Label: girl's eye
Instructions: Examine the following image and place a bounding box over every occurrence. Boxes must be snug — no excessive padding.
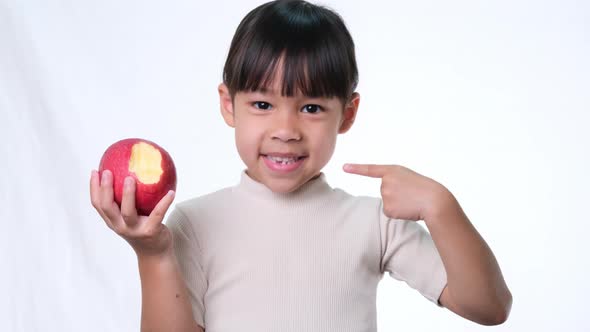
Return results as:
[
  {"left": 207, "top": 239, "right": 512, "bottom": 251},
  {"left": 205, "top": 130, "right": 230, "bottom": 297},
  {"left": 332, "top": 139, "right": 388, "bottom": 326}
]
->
[
  {"left": 302, "top": 104, "right": 323, "bottom": 114},
  {"left": 253, "top": 101, "right": 272, "bottom": 110}
]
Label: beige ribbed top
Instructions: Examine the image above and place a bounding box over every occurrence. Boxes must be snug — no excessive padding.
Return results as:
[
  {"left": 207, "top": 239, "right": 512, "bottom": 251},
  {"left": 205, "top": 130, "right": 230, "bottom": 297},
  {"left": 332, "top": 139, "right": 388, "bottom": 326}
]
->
[{"left": 166, "top": 171, "right": 447, "bottom": 332}]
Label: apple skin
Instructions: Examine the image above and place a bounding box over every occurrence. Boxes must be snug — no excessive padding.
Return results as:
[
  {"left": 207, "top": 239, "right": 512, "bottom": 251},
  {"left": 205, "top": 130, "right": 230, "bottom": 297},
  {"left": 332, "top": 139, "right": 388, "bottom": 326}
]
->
[{"left": 98, "top": 138, "right": 177, "bottom": 216}]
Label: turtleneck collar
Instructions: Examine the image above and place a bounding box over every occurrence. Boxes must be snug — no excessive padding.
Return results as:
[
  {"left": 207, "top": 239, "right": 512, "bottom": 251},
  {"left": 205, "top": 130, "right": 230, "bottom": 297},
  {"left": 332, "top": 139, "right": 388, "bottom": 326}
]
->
[{"left": 232, "top": 169, "right": 334, "bottom": 205}]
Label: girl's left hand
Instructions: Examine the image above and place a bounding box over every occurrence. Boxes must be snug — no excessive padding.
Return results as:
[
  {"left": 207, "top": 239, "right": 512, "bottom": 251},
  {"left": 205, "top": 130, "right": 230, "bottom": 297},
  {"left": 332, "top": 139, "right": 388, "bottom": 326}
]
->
[{"left": 343, "top": 163, "right": 451, "bottom": 222}]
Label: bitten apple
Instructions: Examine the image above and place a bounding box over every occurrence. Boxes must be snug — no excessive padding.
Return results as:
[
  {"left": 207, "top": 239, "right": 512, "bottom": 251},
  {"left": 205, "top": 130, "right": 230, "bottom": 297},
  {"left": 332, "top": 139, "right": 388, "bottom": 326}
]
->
[{"left": 98, "top": 138, "right": 177, "bottom": 216}]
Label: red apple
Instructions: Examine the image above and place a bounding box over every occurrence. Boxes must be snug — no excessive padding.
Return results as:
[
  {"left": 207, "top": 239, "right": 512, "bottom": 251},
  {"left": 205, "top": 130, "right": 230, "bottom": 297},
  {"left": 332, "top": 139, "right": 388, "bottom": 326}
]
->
[{"left": 98, "top": 138, "right": 177, "bottom": 216}]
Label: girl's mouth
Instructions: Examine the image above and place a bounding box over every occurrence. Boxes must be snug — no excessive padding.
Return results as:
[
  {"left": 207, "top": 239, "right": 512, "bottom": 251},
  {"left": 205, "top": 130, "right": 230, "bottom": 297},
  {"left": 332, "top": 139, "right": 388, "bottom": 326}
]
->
[{"left": 261, "top": 154, "right": 307, "bottom": 172}]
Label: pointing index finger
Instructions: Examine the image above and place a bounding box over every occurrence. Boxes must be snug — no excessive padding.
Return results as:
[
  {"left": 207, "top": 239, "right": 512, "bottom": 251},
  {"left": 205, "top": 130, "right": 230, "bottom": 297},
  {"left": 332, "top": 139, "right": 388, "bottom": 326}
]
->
[{"left": 343, "top": 163, "right": 388, "bottom": 178}]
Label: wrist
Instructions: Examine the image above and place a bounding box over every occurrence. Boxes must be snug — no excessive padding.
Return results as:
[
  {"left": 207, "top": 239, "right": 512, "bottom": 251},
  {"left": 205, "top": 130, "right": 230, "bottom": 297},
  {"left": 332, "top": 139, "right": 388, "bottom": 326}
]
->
[
  {"left": 136, "top": 250, "right": 176, "bottom": 269},
  {"left": 423, "top": 186, "right": 459, "bottom": 225}
]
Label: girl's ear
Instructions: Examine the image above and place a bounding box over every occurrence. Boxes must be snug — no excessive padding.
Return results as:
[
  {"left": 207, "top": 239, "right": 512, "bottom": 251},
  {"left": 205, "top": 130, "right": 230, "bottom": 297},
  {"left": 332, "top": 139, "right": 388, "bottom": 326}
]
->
[
  {"left": 338, "top": 92, "right": 360, "bottom": 134},
  {"left": 218, "top": 83, "right": 235, "bottom": 128}
]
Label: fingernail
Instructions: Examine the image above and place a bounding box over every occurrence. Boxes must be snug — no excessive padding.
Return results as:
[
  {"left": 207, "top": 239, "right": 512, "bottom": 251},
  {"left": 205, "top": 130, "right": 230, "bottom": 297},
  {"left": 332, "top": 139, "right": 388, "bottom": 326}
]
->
[
  {"left": 101, "top": 170, "right": 109, "bottom": 184},
  {"left": 124, "top": 177, "right": 133, "bottom": 187},
  {"left": 167, "top": 190, "right": 175, "bottom": 197}
]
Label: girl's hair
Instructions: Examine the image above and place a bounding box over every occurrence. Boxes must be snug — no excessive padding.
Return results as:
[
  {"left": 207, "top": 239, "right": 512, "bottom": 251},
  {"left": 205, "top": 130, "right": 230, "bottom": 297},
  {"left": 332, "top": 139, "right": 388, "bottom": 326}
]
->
[{"left": 222, "top": 0, "right": 358, "bottom": 104}]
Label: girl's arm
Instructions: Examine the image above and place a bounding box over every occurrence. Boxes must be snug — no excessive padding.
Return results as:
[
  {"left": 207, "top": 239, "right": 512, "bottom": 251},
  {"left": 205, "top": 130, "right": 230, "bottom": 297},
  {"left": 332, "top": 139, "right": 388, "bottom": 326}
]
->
[
  {"left": 138, "top": 252, "right": 204, "bottom": 332},
  {"left": 343, "top": 163, "right": 512, "bottom": 325},
  {"left": 426, "top": 192, "right": 512, "bottom": 325},
  {"left": 90, "top": 170, "right": 204, "bottom": 331}
]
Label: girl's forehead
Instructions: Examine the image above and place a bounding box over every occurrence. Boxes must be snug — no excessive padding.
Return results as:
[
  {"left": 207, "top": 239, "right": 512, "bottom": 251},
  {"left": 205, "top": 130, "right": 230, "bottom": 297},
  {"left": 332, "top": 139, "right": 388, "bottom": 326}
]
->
[
  {"left": 249, "top": 74, "right": 328, "bottom": 98},
  {"left": 249, "top": 73, "right": 300, "bottom": 96},
  {"left": 260, "top": 60, "right": 291, "bottom": 90},
  {"left": 236, "top": 53, "right": 345, "bottom": 102}
]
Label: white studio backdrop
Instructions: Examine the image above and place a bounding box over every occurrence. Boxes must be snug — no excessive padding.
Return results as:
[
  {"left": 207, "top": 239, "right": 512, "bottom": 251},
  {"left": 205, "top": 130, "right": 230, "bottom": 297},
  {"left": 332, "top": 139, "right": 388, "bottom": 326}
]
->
[{"left": 1, "top": 0, "right": 588, "bottom": 331}]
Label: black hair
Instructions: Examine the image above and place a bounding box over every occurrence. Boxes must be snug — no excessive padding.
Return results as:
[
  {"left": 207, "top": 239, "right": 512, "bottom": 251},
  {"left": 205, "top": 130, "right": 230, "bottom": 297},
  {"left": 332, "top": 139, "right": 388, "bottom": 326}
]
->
[{"left": 222, "top": 0, "right": 358, "bottom": 104}]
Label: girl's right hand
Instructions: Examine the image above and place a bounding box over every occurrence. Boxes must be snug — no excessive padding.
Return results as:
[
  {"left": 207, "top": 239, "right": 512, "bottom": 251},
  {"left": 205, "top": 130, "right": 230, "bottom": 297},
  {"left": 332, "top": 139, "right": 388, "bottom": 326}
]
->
[{"left": 90, "top": 169, "right": 176, "bottom": 258}]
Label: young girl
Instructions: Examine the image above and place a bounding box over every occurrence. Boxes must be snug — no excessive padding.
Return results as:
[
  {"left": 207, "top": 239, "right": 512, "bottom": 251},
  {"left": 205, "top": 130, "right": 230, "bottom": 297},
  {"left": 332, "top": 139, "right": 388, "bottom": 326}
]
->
[{"left": 90, "top": 1, "right": 512, "bottom": 331}]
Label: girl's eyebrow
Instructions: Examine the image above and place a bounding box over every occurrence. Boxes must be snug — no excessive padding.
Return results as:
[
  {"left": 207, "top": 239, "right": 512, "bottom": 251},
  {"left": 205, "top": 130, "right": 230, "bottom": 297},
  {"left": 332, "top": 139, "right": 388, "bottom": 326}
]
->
[
  {"left": 244, "top": 88, "right": 275, "bottom": 96},
  {"left": 246, "top": 88, "right": 332, "bottom": 101},
  {"left": 256, "top": 87, "right": 278, "bottom": 95}
]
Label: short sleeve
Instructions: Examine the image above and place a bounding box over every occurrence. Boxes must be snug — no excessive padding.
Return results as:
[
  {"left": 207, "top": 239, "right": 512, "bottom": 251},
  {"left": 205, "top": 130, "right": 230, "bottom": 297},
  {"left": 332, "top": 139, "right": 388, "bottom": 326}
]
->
[
  {"left": 166, "top": 207, "right": 208, "bottom": 327},
  {"left": 378, "top": 200, "right": 447, "bottom": 306}
]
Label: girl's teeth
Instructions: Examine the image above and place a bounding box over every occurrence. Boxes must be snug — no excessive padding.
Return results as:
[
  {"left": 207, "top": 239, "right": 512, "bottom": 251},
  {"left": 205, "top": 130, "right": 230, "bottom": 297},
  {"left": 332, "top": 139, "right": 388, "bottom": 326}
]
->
[{"left": 268, "top": 156, "right": 299, "bottom": 164}]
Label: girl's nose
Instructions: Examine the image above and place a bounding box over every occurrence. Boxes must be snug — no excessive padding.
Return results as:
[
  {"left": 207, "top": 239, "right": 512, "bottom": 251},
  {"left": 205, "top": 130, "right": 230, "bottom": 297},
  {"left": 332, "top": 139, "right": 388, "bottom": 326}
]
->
[{"left": 271, "top": 111, "right": 302, "bottom": 142}]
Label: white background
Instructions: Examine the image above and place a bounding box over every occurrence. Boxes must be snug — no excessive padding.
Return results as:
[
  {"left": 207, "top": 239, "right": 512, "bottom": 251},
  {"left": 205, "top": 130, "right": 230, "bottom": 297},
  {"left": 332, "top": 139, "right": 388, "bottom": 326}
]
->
[{"left": 1, "top": 0, "right": 588, "bottom": 331}]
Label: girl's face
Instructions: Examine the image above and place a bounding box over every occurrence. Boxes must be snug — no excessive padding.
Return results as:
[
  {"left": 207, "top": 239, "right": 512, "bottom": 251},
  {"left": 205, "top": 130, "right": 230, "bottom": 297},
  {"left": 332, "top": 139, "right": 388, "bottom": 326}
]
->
[{"left": 218, "top": 74, "right": 360, "bottom": 193}]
